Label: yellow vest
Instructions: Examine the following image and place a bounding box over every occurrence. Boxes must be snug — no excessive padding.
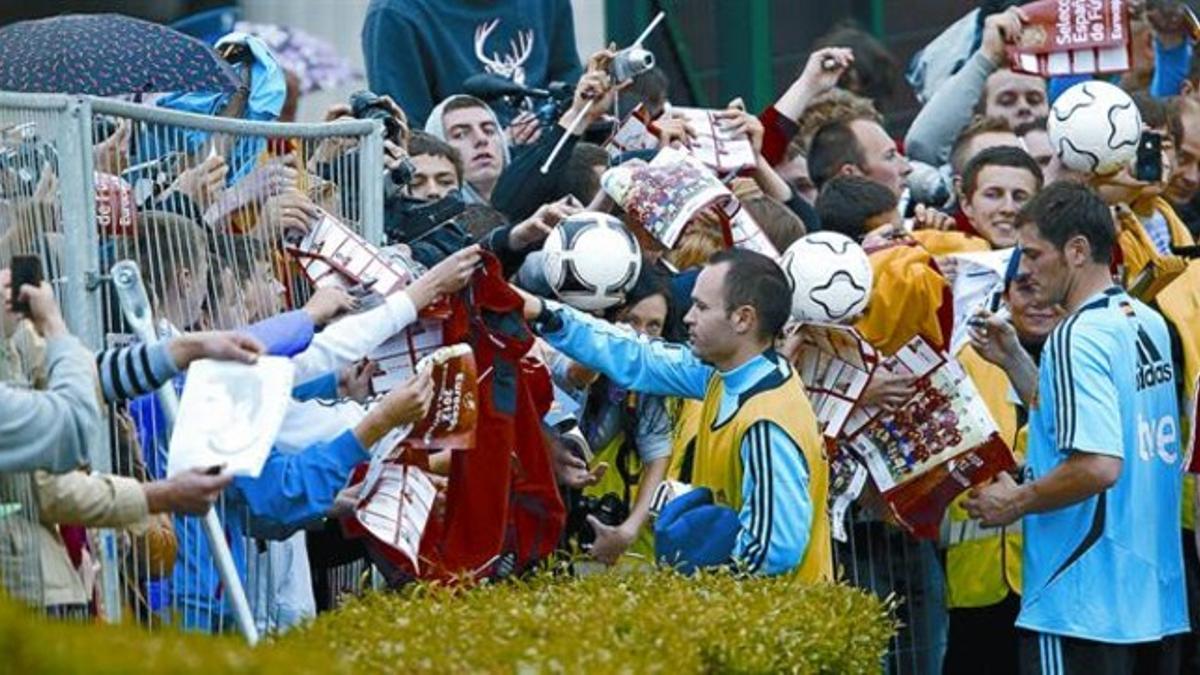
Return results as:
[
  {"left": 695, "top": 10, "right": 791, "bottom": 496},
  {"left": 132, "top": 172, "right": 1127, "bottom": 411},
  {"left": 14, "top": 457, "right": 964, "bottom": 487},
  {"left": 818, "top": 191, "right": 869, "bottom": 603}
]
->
[
  {"left": 944, "top": 345, "right": 1025, "bottom": 608},
  {"left": 690, "top": 363, "right": 833, "bottom": 583},
  {"left": 1115, "top": 198, "right": 1199, "bottom": 530},
  {"left": 667, "top": 397, "right": 703, "bottom": 482}
]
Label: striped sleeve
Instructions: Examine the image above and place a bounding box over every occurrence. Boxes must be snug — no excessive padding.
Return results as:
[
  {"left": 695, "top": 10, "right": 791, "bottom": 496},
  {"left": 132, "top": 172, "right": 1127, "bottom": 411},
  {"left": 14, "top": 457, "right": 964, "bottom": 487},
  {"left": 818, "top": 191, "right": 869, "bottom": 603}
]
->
[
  {"left": 96, "top": 342, "right": 179, "bottom": 404},
  {"left": 733, "top": 420, "right": 812, "bottom": 576},
  {"left": 1049, "top": 317, "right": 1122, "bottom": 458}
]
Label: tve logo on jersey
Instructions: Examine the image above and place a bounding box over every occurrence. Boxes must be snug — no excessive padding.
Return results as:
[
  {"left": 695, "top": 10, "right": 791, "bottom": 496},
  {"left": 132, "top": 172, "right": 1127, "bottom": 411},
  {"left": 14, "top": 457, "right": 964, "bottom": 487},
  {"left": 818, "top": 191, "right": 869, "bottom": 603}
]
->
[
  {"left": 1135, "top": 325, "right": 1174, "bottom": 391},
  {"left": 1138, "top": 413, "right": 1179, "bottom": 464}
]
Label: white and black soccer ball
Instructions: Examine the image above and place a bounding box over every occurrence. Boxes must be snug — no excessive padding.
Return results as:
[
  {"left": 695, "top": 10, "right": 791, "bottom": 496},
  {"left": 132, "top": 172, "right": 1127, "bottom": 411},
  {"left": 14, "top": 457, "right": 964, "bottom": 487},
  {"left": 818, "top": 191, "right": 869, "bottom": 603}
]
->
[
  {"left": 780, "top": 232, "right": 873, "bottom": 324},
  {"left": 1048, "top": 80, "right": 1142, "bottom": 175},
  {"left": 542, "top": 212, "right": 642, "bottom": 311}
]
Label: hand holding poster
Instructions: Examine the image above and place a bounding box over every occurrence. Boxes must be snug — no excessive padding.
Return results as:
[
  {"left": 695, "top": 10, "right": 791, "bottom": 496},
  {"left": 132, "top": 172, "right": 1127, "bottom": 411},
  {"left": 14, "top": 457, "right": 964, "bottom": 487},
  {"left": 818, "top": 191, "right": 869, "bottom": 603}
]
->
[
  {"left": 168, "top": 357, "right": 295, "bottom": 478},
  {"left": 407, "top": 343, "right": 479, "bottom": 451},
  {"left": 793, "top": 328, "right": 1016, "bottom": 538},
  {"left": 843, "top": 338, "right": 1016, "bottom": 538},
  {"left": 1007, "top": 0, "right": 1131, "bottom": 77},
  {"left": 291, "top": 210, "right": 419, "bottom": 297},
  {"left": 664, "top": 107, "right": 759, "bottom": 175},
  {"left": 600, "top": 147, "right": 778, "bottom": 259}
]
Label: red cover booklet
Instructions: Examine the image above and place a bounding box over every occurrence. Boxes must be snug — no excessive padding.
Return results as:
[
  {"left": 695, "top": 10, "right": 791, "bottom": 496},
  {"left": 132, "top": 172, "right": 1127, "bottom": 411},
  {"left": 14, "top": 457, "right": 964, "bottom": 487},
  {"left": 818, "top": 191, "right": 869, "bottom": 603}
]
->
[{"left": 1007, "top": 0, "right": 1131, "bottom": 77}]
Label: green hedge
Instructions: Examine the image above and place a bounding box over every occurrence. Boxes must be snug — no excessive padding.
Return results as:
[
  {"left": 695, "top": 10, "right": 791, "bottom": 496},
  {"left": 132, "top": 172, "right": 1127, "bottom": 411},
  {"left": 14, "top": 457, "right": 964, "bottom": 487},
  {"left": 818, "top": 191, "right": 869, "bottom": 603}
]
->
[{"left": 2, "top": 569, "right": 895, "bottom": 674}]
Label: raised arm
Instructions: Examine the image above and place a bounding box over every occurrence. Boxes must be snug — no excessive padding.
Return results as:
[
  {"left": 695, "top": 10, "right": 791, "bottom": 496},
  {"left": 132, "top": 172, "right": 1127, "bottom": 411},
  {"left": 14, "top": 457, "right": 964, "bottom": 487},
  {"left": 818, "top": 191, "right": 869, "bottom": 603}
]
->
[
  {"left": 905, "top": 9, "right": 1022, "bottom": 165},
  {"left": 0, "top": 276, "right": 97, "bottom": 473}
]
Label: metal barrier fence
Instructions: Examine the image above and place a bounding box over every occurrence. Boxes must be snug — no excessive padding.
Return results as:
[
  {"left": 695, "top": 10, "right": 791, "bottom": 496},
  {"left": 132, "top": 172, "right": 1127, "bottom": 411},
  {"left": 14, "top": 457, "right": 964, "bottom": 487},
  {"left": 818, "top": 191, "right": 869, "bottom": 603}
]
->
[
  {"left": 0, "top": 90, "right": 383, "bottom": 636},
  {"left": 0, "top": 91, "right": 950, "bottom": 671},
  {"left": 0, "top": 94, "right": 98, "bottom": 616}
]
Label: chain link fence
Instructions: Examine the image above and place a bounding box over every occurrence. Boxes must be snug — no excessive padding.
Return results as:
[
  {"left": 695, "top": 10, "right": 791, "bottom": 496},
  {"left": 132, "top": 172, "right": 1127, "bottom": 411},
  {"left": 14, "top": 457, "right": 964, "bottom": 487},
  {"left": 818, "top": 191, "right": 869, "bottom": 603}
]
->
[{"left": 0, "top": 90, "right": 383, "bottom": 639}]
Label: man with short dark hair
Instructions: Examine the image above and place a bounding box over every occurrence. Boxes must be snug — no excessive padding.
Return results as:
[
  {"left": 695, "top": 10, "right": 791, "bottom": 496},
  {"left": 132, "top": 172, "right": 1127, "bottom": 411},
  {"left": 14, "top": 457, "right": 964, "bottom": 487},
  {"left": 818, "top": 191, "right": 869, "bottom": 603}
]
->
[
  {"left": 517, "top": 249, "right": 831, "bottom": 579},
  {"left": 950, "top": 116, "right": 1020, "bottom": 180},
  {"left": 815, "top": 175, "right": 900, "bottom": 240},
  {"left": 958, "top": 145, "right": 1044, "bottom": 249},
  {"left": 808, "top": 117, "right": 912, "bottom": 196},
  {"left": 405, "top": 131, "right": 464, "bottom": 203},
  {"left": 965, "top": 181, "right": 1188, "bottom": 674}
]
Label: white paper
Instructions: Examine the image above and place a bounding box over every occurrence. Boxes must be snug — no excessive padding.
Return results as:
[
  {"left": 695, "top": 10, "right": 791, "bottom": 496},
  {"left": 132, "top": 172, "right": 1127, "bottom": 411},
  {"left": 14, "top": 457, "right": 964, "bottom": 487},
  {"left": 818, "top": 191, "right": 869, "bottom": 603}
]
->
[
  {"left": 948, "top": 247, "right": 1014, "bottom": 354},
  {"left": 168, "top": 357, "right": 295, "bottom": 478}
]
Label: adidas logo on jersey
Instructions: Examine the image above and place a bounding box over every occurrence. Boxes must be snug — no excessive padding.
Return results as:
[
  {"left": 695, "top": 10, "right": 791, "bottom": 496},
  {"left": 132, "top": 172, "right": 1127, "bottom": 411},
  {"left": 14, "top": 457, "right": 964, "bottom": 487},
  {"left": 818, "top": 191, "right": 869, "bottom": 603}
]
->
[{"left": 1135, "top": 325, "right": 1173, "bottom": 391}]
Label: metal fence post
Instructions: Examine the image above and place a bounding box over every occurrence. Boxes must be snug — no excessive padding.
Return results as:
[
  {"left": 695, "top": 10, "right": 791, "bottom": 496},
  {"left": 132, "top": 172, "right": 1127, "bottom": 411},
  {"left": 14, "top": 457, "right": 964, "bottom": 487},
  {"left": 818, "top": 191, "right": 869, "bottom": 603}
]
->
[
  {"left": 358, "top": 119, "right": 384, "bottom": 246},
  {"left": 56, "top": 95, "right": 125, "bottom": 625}
]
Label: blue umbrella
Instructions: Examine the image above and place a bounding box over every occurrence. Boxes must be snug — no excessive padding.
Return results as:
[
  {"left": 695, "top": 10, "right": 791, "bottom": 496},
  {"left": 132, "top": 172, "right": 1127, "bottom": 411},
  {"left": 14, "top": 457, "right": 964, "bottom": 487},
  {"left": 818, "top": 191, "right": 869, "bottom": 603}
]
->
[{"left": 0, "top": 13, "right": 240, "bottom": 96}]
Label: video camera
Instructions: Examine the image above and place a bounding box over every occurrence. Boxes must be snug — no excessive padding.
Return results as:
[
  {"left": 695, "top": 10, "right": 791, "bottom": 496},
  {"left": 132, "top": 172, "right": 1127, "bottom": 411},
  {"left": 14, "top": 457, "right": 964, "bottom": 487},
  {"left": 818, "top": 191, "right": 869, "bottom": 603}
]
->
[
  {"left": 461, "top": 74, "right": 575, "bottom": 129},
  {"left": 349, "top": 90, "right": 416, "bottom": 187}
]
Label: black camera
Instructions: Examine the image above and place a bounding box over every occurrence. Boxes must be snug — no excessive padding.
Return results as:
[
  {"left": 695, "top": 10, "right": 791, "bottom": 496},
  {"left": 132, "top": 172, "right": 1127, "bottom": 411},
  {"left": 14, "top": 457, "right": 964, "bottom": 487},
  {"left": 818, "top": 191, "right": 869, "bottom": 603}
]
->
[
  {"left": 349, "top": 90, "right": 403, "bottom": 141},
  {"left": 533, "top": 81, "right": 575, "bottom": 128},
  {"left": 384, "top": 191, "right": 467, "bottom": 246},
  {"left": 565, "top": 492, "right": 629, "bottom": 549},
  {"left": 349, "top": 90, "right": 416, "bottom": 186}
]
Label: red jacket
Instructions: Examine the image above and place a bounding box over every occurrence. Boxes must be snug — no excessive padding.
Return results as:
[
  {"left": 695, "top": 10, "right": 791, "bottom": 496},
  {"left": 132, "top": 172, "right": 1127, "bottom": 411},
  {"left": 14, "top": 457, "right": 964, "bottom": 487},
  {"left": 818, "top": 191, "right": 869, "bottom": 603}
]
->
[{"left": 421, "top": 252, "right": 564, "bottom": 580}]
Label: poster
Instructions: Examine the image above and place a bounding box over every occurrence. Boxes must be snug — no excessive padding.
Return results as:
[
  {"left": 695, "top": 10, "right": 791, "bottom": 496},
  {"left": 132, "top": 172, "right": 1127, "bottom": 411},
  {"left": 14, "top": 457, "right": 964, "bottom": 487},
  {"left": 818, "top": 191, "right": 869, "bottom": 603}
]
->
[
  {"left": 793, "top": 323, "right": 879, "bottom": 439},
  {"left": 841, "top": 346, "right": 1016, "bottom": 539},
  {"left": 601, "top": 148, "right": 731, "bottom": 248},
  {"left": 353, "top": 463, "right": 437, "bottom": 573},
  {"left": 168, "top": 357, "right": 295, "bottom": 478},
  {"left": 369, "top": 318, "right": 446, "bottom": 394},
  {"left": 406, "top": 343, "right": 479, "bottom": 451},
  {"left": 600, "top": 146, "right": 777, "bottom": 261},
  {"left": 605, "top": 104, "right": 659, "bottom": 157},
  {"left": 666, "top": 106, "right": 759, "bottom": 175},
  {"left": 292, "top": 211, "right": 419, "bottom": 297}
]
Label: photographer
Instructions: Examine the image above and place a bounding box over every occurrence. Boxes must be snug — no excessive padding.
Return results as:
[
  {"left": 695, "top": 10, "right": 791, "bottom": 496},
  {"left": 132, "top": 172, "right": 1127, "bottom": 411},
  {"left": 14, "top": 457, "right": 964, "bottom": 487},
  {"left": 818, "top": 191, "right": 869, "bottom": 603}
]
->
[
  {"left": 490, "top": 48, "right": 623, "bottom": 222},
  {"left": 550, "top": 265, "right": 673, "bottom": 566},
  {"left": 395, "top": 130, "right": 581, "bottom": 277}
]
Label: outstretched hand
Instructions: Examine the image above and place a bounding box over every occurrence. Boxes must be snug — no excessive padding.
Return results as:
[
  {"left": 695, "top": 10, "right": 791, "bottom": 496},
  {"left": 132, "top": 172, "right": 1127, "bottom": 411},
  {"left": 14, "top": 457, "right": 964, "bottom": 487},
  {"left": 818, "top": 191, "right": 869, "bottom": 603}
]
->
[{"left": 168, "top": 331, "right": 264, "bottom": 369}]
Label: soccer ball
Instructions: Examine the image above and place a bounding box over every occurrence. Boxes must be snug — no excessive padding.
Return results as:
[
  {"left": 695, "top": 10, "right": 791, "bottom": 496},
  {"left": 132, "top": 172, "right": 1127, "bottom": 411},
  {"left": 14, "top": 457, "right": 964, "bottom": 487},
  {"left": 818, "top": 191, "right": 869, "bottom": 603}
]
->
[
  {"left": 780, "top": 232, "right": 873, "bottom": 324},
  {"left": 542, "top": 212, "right": 642, "bottom": 311},
  {"left": 1048, "top": 80, "right": 1142, "bottom": 175}
]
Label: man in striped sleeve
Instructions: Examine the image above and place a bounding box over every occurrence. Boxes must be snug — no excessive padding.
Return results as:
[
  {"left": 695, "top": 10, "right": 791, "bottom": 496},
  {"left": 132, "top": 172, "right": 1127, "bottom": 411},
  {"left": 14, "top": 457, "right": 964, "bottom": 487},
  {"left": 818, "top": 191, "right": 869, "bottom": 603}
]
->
[
  {"left": 521, "top": 248, "right": 831, "bottom": 580},
  {"left": 965, "top": 182, "right": 1188, "bottom": 674}
]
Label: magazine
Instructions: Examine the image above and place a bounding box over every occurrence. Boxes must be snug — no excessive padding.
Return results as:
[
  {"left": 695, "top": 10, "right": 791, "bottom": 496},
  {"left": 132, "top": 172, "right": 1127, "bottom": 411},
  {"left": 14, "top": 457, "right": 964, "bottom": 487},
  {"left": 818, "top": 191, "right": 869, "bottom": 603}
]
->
[
  {"left": 794, "top": 328, "right": 1016, "bottom": 538},
  {"left": 1007, "top": 0, "right": 1131, "bottom": 77}
]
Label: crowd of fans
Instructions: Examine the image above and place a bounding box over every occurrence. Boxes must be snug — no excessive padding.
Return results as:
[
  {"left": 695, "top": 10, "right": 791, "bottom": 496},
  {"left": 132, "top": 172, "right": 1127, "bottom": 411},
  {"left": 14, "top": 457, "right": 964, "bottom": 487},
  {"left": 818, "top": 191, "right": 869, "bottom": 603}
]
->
[{"left": 3, "top": 1, "right": 1200, "bottom": 673}]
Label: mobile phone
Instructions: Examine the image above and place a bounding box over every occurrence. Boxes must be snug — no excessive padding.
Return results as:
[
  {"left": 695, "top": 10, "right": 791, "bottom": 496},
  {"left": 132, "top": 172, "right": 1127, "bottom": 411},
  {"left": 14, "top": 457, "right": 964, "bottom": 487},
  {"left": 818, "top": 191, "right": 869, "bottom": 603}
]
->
[
  {"left": 1135, "top": 131, "right": 1163, "bottom": 183},
  {"left": 10, "top": 255, "right": 42, "bottom": 315}
]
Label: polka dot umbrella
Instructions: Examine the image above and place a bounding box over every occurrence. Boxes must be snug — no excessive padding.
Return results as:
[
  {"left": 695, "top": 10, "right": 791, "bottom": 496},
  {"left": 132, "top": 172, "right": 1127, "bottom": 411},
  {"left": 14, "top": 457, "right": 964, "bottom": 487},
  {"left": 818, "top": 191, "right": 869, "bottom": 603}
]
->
[{"left": 0, "top": 13, "right": 240, "bottom": 96}]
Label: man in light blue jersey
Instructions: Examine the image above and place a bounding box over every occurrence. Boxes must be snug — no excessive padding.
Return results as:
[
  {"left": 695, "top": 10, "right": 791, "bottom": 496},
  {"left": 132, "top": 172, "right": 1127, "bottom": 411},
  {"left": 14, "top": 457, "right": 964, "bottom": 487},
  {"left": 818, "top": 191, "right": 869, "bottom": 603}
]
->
[{"left": 965, "top": 181, "right": 1188, "bottom": 674}]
